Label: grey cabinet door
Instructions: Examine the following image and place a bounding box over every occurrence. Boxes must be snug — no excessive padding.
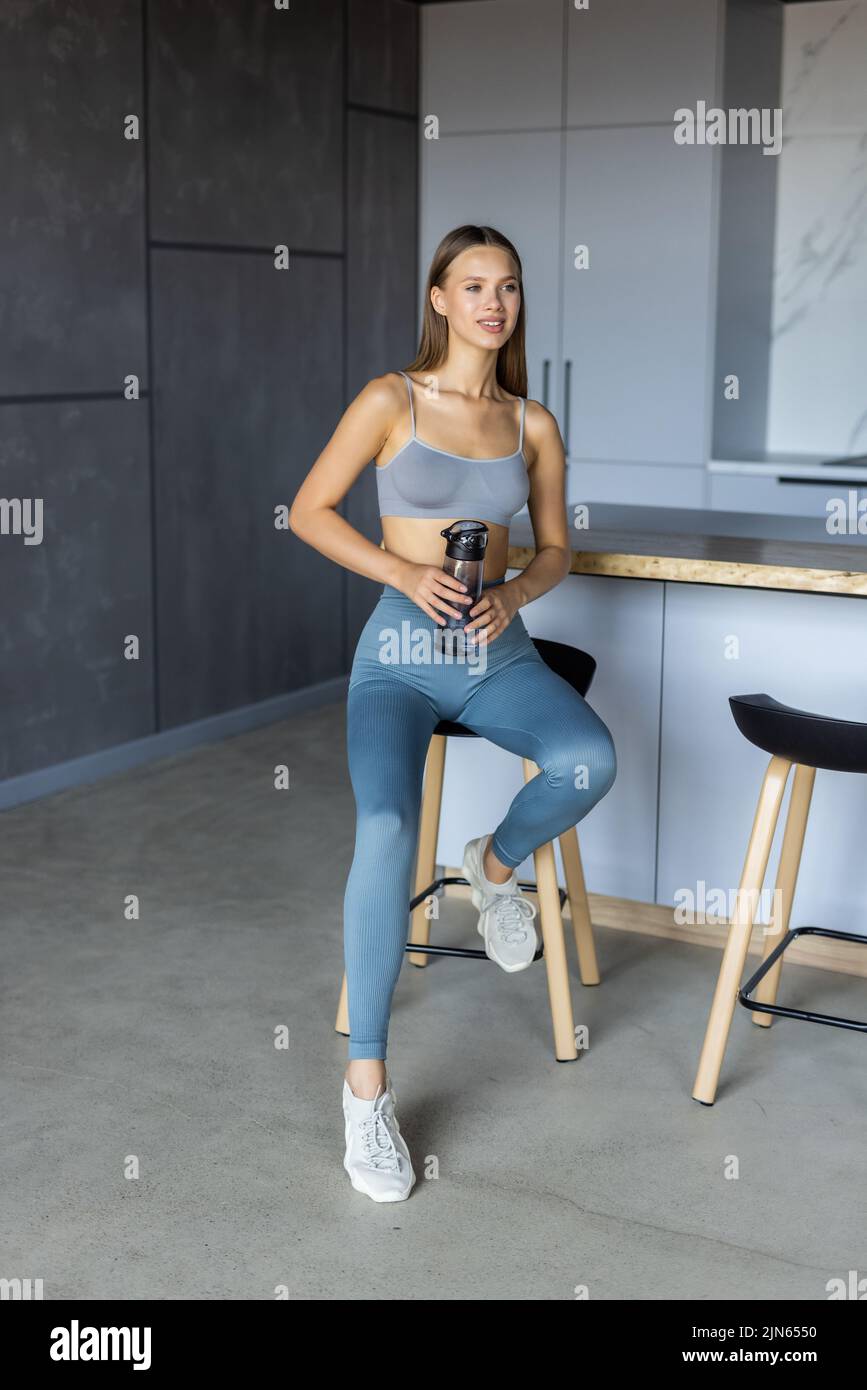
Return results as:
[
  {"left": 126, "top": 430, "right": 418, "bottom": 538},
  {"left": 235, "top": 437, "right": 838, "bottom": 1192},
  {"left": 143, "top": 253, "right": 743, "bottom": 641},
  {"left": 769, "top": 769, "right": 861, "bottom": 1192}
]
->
[
  {"left": 152, "top": 249, "right": 345, "bottom": 727},
  {"left": 0, "top": 401, "right": 154, "bottom": 781},
  {"left": 149, "top": 0, "right": 343, "bottom": 252},
  {"left": 0, "top": 0, "right": 146, "bottom": 395},
  {"left": 566, "top": 0, "right": 720, "bottom": 127},
  {"left": 656, "top": 582, "right": 867, "bottom": 934},
  {"left": 562, "top": 125, "right": 715, "bottom": 465},
  {"left": 422, "top": 0, "right": 565, "bottom": 134},
  {"left": 421, "top": 130, "right": 564, "bottom": 420},
  {"left": 349, "top": 0, "right": 419, "bottom": 115}
]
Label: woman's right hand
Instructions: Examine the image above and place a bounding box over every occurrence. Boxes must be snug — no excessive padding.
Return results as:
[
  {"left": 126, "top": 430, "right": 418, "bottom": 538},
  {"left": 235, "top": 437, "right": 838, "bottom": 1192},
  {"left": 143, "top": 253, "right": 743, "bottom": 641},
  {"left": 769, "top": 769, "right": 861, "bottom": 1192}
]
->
[{"left": 394, "top": 562, "right": 472, "bottom": 625}]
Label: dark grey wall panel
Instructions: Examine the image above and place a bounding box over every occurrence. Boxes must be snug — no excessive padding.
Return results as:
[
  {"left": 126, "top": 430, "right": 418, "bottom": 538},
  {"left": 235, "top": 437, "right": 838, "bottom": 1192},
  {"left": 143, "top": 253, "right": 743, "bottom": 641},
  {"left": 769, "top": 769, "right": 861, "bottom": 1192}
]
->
[
  {"left": 149, "top": 0, "right": 343, "bottom": 251},
  {"left": 349, "top": 0, "right": 418, "bottom": 114},
  {"left": 345, "top": 110, "right": 418, "bottom": 650},
  {"left": 0, "top": 0, "right": 146, "bottom": 395},
  {"left": 0, "top": 401, "right": 154, "bottom": 778},
  {"left": 151, "top": 249, "right": 344, "bottom": 727},
  {"left": 1, "top": 1, "right": 420, "bottom": 795},
  {"left": 712, "top": 0, "right": 783, "bottom": 459}
]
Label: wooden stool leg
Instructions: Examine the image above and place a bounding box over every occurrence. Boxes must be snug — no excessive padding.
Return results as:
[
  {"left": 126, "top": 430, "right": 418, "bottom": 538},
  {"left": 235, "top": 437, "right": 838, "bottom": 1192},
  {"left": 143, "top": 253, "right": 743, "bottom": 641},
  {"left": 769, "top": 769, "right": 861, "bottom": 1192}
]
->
[
  {"left": 408, "top": 733, "right": 447, "bottom": 967},
  {"left": 523, "top": 758, "right": 578, "bottom": 1061},
  {"left": 335, "top": 971, "right": 349, "bottom": 1036},
  {"left": 752, "top": 763, "right": 816, "bottom": 1027},
  {"left": 692, "top": 754, "right": 791, "bottom": 1105},
  {"left": 559, "top": 827, "right": 600, "bottom": 985}
]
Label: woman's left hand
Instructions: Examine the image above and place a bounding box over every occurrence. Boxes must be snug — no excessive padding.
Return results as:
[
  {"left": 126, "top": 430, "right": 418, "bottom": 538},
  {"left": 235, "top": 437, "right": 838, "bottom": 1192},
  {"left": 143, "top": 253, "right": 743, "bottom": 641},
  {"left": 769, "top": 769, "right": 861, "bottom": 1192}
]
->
[{"left": 463, "top": 581, "right": 520, "bottom": 646}]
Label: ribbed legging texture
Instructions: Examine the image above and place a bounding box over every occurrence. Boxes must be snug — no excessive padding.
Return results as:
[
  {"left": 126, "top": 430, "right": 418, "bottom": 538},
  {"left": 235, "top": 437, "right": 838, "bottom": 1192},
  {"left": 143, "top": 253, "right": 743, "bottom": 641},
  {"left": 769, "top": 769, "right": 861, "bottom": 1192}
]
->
[{"left": 343, "top": 582, "right": 617, "bottom": 1059}]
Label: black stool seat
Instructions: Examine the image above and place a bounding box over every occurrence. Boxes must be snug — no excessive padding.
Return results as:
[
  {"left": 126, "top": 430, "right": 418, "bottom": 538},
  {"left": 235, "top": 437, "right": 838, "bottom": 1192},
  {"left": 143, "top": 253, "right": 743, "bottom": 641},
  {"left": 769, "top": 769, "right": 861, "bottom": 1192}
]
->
[
  {"left": 433, "top": 639, "right": 596, "bottom": 740},
  {"left": 730, "top": 693, "right": 867, "bottom": 774}
]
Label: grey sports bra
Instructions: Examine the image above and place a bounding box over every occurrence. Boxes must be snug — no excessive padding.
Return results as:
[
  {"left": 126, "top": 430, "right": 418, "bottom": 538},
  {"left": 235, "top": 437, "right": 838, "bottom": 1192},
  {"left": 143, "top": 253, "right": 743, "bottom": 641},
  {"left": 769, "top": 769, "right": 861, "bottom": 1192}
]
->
[{"left": 375, "top": 371, "right": 530, "bottom": 529}]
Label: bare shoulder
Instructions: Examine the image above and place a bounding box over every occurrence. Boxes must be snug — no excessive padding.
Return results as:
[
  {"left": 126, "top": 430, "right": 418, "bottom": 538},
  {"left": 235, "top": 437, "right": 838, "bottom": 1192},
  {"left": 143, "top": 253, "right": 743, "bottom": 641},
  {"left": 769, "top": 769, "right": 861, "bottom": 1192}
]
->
[
  {"left": 344, "top": 371, "right": 411, "bottom": 448},
  {"left": 523, "top": 398, "right": 564, "bottom": 461},
  {"left": 353, "top": 371, "right": 408, "bottom": 417}
]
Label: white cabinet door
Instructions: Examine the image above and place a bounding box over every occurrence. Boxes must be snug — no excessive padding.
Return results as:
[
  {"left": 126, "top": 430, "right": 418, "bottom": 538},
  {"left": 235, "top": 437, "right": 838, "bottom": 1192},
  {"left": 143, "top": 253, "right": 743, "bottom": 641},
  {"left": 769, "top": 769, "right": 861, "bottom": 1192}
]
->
[
  {"left": 566, "top": 0, "right": 720, "bottom": 127},
  {"left": 422, "top": 0, "right": 565, "bottom": 134},
  {"left": 711, "top": 472, "right": 867, "bottom": 520},
  {"left": 562, "top": 125, "right": 715, "bottom": 465},
  {"left": 421, "top": 129, "right": 564, "bottom": 420},
  {"left": 657, "top": 582, "right": 867, "bottom": 934},
  {"left": 435, "top": 573, "right": 664, "bottom": 903},
  {"left": 569, "top": 459, "right": 706, "bottom": 508}
]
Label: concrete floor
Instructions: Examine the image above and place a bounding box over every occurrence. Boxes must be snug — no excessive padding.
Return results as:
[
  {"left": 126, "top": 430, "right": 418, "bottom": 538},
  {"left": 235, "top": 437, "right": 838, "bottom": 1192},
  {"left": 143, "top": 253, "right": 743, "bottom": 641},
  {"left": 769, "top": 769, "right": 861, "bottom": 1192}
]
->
[{"left": 2, "top": 698, "right": 867, "bottom": 1301}]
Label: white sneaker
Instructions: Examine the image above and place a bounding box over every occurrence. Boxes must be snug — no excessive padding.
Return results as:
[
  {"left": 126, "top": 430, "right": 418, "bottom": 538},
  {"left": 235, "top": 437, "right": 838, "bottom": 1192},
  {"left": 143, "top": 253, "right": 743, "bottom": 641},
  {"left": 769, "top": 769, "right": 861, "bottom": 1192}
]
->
[
  {"left": 462, "top": 834, "right": 539, "bottom": 973},
  {"left": 342, "top": 1076, "right": 416, "bottom": 1203}
]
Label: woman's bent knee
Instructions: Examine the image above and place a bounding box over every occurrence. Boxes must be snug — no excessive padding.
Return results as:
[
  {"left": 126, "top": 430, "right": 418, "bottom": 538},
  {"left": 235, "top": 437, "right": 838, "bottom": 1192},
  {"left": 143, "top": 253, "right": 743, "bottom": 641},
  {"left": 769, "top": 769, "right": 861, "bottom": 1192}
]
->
[
  {"left": 545, "top": 722, "right": 617, "bottom": 809},
  {"left": 589, "top": 724, "right": 617, "bottom": 802}
]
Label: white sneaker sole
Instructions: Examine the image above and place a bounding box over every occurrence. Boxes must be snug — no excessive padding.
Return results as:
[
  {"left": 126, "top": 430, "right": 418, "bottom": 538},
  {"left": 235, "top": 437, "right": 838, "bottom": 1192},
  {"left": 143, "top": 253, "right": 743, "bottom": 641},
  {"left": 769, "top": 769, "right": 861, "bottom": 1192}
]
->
[{"left": 342, "top": 1156, "right": 416, "bottom": 1202}]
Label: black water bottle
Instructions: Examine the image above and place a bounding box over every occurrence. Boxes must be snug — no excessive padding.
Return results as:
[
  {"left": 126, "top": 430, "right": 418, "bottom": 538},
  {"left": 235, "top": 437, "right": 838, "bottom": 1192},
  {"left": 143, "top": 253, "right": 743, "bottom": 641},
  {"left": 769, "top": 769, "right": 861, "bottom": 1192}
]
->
[{"left": 437, "top": 520, "right": 489, "bottom": 644}]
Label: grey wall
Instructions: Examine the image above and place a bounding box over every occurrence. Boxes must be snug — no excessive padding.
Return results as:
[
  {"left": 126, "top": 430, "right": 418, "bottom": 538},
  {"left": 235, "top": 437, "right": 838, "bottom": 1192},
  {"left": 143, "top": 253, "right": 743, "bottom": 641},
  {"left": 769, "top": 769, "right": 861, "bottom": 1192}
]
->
[
  {"left": 0, "top": 0, "right": 418, "bottom": 787},
  {"left": 711, "top": 0, "right": 783, "bottom": 461}
]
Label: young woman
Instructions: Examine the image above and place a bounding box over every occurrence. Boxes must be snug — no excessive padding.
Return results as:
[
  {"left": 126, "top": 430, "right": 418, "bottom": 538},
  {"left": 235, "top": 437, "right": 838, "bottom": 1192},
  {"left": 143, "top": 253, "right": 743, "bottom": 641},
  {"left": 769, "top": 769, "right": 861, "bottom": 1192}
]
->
[{"left": 289, "top": 225, "right": 617, "bottom": 1203}]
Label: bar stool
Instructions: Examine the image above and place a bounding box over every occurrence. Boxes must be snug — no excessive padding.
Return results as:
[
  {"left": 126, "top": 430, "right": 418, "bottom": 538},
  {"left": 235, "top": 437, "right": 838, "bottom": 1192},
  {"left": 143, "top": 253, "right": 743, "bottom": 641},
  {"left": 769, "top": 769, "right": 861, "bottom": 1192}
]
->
[
  {"left": 693, "top": 692, "right": 867, "bottom": 1105},
  {"left": 335, "top": 638, "right": 602, "bottom": 1062}
]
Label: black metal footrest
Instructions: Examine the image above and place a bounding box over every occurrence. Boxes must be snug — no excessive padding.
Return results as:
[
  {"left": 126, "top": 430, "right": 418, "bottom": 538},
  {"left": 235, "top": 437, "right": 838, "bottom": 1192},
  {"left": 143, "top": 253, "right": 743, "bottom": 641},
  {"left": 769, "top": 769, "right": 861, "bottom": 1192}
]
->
[
  {"left": 405, "top": 875, "right": 566, "bottom": 962},
  {"left": 739, "top": 925, "right": 867, "bottom": 1033}
]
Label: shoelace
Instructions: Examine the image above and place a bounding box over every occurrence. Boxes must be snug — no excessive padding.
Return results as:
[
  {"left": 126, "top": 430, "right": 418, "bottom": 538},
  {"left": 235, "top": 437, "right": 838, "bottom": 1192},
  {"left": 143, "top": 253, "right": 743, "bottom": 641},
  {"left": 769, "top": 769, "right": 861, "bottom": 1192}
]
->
[
  {"left": 481, "top": 891, "right": 538, "bottom": 944},
  {"left": 358, "top": 1106, "right": 400, "bottom": 1172}
]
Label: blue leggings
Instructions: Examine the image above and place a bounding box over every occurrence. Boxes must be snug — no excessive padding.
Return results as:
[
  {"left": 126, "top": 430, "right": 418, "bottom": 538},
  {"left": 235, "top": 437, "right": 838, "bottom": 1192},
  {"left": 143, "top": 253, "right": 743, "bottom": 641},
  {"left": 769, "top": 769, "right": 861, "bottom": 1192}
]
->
[{"left": 343, "top": 578, "right": 618, "bottom": 1060}]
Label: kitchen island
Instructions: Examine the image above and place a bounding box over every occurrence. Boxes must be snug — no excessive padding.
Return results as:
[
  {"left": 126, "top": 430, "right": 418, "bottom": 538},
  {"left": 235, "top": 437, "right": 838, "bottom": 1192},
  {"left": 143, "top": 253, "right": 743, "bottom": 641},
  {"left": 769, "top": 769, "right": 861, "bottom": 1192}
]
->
[
  {"left": 509, "top": 502, "right": 867, "bottom": 594},
  {"left": 434, "top": 504, "right": 867, "bottom": 959}
]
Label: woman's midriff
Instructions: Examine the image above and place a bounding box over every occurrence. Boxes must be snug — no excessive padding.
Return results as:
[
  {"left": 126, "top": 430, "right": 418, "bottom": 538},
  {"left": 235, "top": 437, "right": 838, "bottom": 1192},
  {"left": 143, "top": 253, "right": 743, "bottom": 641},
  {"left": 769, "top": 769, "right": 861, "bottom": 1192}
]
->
[{"left": 379, "top": 515, "right": 511, "bottom": 582}]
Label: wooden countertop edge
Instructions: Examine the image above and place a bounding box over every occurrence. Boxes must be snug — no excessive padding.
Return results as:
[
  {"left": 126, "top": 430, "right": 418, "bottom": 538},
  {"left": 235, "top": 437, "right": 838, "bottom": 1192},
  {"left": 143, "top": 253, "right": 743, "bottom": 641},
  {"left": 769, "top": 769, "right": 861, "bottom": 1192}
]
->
[{"left": 506, "top": 544, "right": 867, "bottom": 596}]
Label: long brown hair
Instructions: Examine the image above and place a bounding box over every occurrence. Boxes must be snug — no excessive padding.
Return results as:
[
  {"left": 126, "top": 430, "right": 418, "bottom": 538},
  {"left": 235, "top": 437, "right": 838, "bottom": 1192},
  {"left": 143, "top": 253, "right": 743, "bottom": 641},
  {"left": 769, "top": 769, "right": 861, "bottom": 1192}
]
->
[{"left": 406, "top": 225, "right": 528, "bottom": 398}]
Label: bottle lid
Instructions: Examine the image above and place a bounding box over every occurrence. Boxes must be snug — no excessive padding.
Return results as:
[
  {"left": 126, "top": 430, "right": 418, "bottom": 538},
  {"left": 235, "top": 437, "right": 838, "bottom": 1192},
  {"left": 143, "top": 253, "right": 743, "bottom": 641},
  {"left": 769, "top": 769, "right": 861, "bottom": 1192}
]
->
[{"left": 439, "top": 519, "right": 489, "bottom": 561}]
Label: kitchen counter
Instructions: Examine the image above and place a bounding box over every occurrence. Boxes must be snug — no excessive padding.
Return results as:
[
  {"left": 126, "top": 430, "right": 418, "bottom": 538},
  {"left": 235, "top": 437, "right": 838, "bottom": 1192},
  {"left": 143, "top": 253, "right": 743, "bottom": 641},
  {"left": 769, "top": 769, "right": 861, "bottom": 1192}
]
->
[
  {"left": 434, "top": 502, "right": 867, "bottom": 938},
  {"left": 507, "top": 503, "right": 867, "bottom": 596}
]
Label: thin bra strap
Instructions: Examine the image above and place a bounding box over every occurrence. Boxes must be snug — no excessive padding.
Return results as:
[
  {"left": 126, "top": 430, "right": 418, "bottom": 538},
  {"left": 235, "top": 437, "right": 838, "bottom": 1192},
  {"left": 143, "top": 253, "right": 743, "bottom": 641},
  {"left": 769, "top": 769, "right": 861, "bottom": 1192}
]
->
[
  {"left": 518, "top": 396, "right": 527, "bottom": 452},
  {"left": 399, "top": 371, "right": 416, "bottom": 438}
]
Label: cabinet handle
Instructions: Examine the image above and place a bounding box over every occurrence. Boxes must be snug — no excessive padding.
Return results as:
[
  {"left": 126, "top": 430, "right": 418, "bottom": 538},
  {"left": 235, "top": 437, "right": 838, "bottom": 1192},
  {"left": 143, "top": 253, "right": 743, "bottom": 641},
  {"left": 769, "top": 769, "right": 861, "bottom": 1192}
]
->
[
  {"left": 541, "top": 358, "right": 551, "bottom": 411},
  {"left": 563, "top": 359, "right": 572, "bottom": 457},
  {"left": 777, "top": 475, "right": 863, "bottom": 488}
]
